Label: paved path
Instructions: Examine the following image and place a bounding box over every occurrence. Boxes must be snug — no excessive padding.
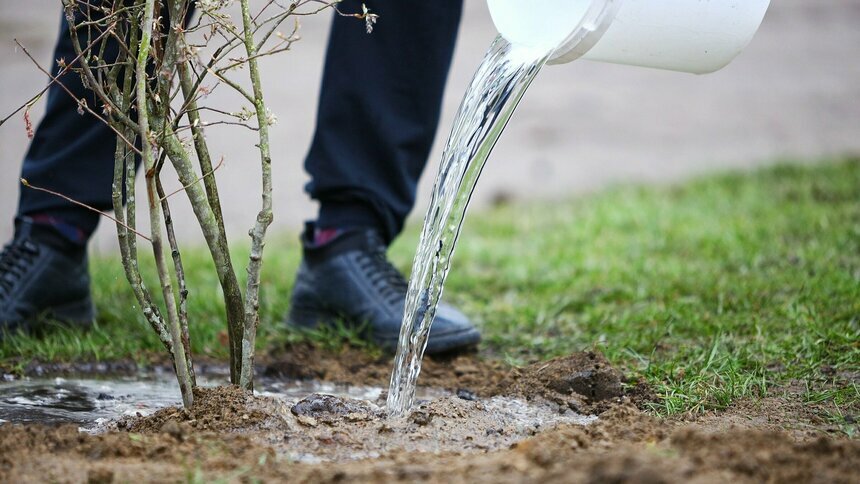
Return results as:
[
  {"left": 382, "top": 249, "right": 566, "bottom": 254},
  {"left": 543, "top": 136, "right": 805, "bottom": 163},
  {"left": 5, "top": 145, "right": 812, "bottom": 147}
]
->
[{"left": 1, "top": 1, "right": 858, "bottom": 251}]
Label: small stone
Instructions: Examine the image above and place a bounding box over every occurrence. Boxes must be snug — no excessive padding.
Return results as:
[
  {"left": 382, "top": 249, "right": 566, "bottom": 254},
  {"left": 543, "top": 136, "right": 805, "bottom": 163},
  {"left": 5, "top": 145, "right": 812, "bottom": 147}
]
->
[
  {"left": 410, "top": 410, "right": 433, "bottom": 426},
  {"left": 291, "top": 394, "right": 373, "bottom": 418},
  {"left": 296, "top": 415, "right": 319, "bottom": 427},
  {"left": 96, "top": 393, "right": 115, "bottom": 401},
  {"left": 376, "top": 390, "right": 389, "bottom": 407},
  {"left": 456, "top": 389, "right": 477, "bottom": 401}
]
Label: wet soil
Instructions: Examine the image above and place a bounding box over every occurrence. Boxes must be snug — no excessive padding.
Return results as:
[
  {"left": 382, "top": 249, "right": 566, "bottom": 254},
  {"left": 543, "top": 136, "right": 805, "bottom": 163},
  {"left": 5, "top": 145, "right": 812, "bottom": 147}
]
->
[
  {"left": 266, "top": 344, "right": 626, "bottom": 410},
  {"left": 264, "top": 342, "right": 510, "bottom": 392},
  {"left": 1, "top": 350, "right": 857, "bottom": 483}
]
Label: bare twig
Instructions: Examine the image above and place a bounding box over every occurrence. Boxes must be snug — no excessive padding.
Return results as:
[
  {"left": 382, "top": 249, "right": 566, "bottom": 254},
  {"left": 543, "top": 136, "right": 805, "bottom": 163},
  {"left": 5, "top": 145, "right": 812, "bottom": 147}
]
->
[
  {"left": 1, "top": 27, "right": 114, "bottom": 128},
  {"left": 159, "top": 155, "right": 225, "bottom": 202},
  {"left": 20, "top": 178, "right": 152, "bottom": 242},
  {"left": 162, "top": 0, "right": 249, "bottom": 385},
  {"left": 13, "top": 39, "right": 141, "bottom": 155},
  {"left": 60, "top": 3, "right": 141, "bottom": 129},
  {"left": 156, "top": 178, "right": 195, "bottom": 386}
]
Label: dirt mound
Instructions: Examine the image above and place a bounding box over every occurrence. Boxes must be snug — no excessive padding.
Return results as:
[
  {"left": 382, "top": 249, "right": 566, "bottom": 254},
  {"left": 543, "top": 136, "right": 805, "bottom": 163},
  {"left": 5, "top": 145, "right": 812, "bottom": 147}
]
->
[
  {"left": 480, "top": 351, "right": 624, "bottom": 411},
  {"left": 121, "top": 385, "right": 287, "bottom": 434}
]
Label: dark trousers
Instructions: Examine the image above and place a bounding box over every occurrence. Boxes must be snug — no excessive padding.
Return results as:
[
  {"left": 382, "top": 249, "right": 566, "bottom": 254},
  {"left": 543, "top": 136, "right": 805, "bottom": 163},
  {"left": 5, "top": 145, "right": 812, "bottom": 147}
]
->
[{"left": 18, "top": 0, "right": 463, "bottom": 245}]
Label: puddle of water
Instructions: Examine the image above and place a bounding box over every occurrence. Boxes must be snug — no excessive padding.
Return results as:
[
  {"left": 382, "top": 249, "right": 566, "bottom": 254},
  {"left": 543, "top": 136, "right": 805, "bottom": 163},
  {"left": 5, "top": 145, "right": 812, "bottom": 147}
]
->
[
  {"left": 0, "top": 373, "right": 598, "bottom": 464},
  {"left": 0, "top": 374, "right": 444, "bottom": 427}
]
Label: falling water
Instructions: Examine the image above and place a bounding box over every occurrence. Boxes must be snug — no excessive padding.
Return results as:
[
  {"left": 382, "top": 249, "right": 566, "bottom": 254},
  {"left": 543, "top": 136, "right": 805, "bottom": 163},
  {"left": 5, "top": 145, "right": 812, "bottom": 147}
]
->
[{"left": 387, "top": 36, "right": 552, "bottom": 415}]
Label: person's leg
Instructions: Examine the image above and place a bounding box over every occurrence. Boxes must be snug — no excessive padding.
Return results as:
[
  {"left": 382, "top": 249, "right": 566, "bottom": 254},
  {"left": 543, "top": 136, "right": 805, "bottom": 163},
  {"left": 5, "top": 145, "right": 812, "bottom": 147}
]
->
[
  {"left": 17, "top": 8, "right": 123, "bottom": 241},
  {"left": 2, "top": 7, "right": 120, "bottom": 332},
  {"left": 305, "top": 0, "right": 464, "bottom": 243},
  {"left": 289, "top": 0, "right": 480, "bottom": 353},
  {"left": 2, "top": 3, "right": 195, "bottom": 332},
  {"left": 19, "top": 2, "right": 195, "bottom": 238}
]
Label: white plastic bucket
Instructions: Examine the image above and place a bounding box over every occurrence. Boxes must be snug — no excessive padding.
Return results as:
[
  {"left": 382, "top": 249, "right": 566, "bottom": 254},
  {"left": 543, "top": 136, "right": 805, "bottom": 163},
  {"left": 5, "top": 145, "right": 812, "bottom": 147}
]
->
[{"left": 487, "top": 0, "right": 772, "bottom": 74}]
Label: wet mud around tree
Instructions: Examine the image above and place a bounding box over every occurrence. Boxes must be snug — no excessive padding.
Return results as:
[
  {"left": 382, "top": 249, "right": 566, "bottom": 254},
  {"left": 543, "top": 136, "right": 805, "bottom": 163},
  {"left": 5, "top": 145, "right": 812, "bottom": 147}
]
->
[{"left": 1, "top": 350, "right": 858, "bottom": 483}]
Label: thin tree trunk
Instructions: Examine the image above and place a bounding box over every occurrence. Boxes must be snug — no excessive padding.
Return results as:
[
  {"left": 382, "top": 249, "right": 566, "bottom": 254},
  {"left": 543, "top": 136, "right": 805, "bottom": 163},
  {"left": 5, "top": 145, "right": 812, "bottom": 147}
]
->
[
  {"left": 137, "top": 0, "right": 193, "bottom": 408},
  {"left": 176, "top": 62, "right": 246, "bottom": 385},
  {"left": 238, "top": 0, "right": 275, "bottom": 390},
  {"left": 107, "top": 12, "right": 174, "bottom": 354}
]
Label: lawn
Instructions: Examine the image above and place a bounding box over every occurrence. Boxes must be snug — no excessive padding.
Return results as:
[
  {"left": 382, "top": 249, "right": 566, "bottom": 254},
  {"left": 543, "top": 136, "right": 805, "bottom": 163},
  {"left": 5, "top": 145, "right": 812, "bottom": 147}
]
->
[{"left": 2, "top": 158, "right": 858, "bottom": 417}]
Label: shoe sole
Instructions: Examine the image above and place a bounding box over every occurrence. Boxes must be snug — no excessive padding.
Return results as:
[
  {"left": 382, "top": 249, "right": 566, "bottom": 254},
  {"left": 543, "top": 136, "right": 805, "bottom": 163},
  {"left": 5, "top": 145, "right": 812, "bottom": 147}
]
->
[
  {"left": 50, "top": 297, "right": 96, "bottom": 325},
  {"left": 376, "top": 327, "right": 481, "bottom": 355},
  {"left": 286, "top": 305, "right": 480, "bottom": 354},
  {"left": 1, "top": 299, "right": 94, "bottom": 339}
]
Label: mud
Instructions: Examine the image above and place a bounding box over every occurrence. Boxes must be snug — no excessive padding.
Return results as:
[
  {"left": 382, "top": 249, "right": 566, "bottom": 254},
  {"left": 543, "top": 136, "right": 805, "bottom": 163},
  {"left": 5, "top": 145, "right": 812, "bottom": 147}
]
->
[
  {"left": 114, "top": 380, "right": 597, "bottom": 463},
  {"left": 2, "top": 403, "right": 857, "bottom": 483},
  {"left": 1, "top": 350, "right": 857, "bottom": 482}
]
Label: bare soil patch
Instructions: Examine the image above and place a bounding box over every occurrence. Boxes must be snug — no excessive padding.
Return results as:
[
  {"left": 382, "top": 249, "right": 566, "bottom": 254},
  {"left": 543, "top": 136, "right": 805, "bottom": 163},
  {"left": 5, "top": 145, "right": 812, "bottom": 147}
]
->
[{"left": 1, "top": 350, "right": 857, "bottom": 483}]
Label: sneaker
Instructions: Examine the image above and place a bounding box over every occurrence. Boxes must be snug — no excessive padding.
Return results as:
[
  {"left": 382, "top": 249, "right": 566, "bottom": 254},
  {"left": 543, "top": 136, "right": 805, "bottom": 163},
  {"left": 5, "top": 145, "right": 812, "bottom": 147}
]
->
[
  {"left": 285, "top": 224, "right": 481, "bottom": 354},
  {"left": 0, "top": 218, "right": 94, "bottom": 336}
]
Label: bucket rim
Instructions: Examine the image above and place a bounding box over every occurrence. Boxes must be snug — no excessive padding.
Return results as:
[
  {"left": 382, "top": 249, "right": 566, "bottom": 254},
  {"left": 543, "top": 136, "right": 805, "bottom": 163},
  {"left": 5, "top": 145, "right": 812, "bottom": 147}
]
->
[{"left": 547, "top": 0, "right": 624, "bottom": 65}]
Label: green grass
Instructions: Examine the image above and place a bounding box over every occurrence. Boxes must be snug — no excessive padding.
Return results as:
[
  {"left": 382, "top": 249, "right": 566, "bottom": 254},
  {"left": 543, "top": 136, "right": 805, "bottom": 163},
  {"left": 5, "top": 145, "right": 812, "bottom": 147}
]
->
[{"left": 2, "top": 158, "right": 859, "bottom": 416}]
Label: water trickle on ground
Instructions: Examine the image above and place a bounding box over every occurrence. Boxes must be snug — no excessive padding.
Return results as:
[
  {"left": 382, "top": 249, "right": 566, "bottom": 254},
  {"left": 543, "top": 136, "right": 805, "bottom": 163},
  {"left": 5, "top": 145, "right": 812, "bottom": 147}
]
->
[
  {"left": 0, "top": 373, "right": 439, "bottom": 428},
  {"left": 0, "top": 372, "right": 598, "bottom": 462},
  {"left": 387, "top": 37, "right": 552, "bottom": 415}
]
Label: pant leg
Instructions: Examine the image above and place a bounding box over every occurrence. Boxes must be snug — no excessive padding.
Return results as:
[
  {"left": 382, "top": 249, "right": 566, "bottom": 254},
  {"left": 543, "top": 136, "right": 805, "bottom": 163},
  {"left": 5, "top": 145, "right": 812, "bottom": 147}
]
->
[
  {"left": 17, "top": 3, "right": 195, "bottom": 239},
  {"left": 305, "top": 0, "right": 464, "bottom": 244},
  {"left": 17, "top": 8, "right": 122, "bottom": 237}
]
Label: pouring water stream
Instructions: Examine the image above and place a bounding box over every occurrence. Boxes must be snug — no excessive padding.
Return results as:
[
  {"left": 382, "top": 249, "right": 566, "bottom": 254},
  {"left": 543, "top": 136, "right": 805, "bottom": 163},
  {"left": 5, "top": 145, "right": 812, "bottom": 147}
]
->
[{"left": 386, "top": 37, "right": 552, "bottom": 415}]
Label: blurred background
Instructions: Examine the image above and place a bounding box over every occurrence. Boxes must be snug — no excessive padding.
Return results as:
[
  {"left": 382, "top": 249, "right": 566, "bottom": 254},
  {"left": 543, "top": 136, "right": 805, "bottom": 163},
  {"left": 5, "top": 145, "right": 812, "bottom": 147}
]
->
[{"left": 1, "top": 0, "right": 858, "bottom": 252}]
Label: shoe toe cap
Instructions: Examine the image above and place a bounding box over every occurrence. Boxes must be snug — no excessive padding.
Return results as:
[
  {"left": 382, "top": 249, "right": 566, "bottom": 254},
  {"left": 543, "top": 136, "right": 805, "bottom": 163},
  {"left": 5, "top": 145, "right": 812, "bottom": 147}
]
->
[
  {"left": 424, "top": 302, "right": 481, "bottom": 353},
  {"left": 430, "top": 302, "right": 473, "bottom": 334}
]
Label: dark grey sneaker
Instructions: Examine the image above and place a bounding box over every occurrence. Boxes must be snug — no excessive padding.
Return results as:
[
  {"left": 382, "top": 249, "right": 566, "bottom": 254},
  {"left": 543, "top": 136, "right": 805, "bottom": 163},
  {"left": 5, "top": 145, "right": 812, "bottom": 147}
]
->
[
  {"left": 286, "top": 225, "right": 481, "bottom": 354},
  {"left": 0, "top": 218, "right": 94, "bottom": 336}
]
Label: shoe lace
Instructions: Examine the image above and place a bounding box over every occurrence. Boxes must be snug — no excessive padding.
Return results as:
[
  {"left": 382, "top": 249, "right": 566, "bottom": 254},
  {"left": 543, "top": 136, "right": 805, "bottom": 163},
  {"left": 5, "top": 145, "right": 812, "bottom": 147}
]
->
[
  {"left": 0, "top": 238, "right": 40, "bottom": 299},
  {"left": 359, "top": 247, "right": 409, "bottom": 306}
]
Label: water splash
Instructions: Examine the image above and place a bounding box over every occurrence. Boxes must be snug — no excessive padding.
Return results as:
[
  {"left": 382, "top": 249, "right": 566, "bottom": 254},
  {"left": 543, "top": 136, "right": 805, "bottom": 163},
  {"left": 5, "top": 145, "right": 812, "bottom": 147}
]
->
[{"left": 387, "top": 37, "right": 552, "bottom": 415}]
